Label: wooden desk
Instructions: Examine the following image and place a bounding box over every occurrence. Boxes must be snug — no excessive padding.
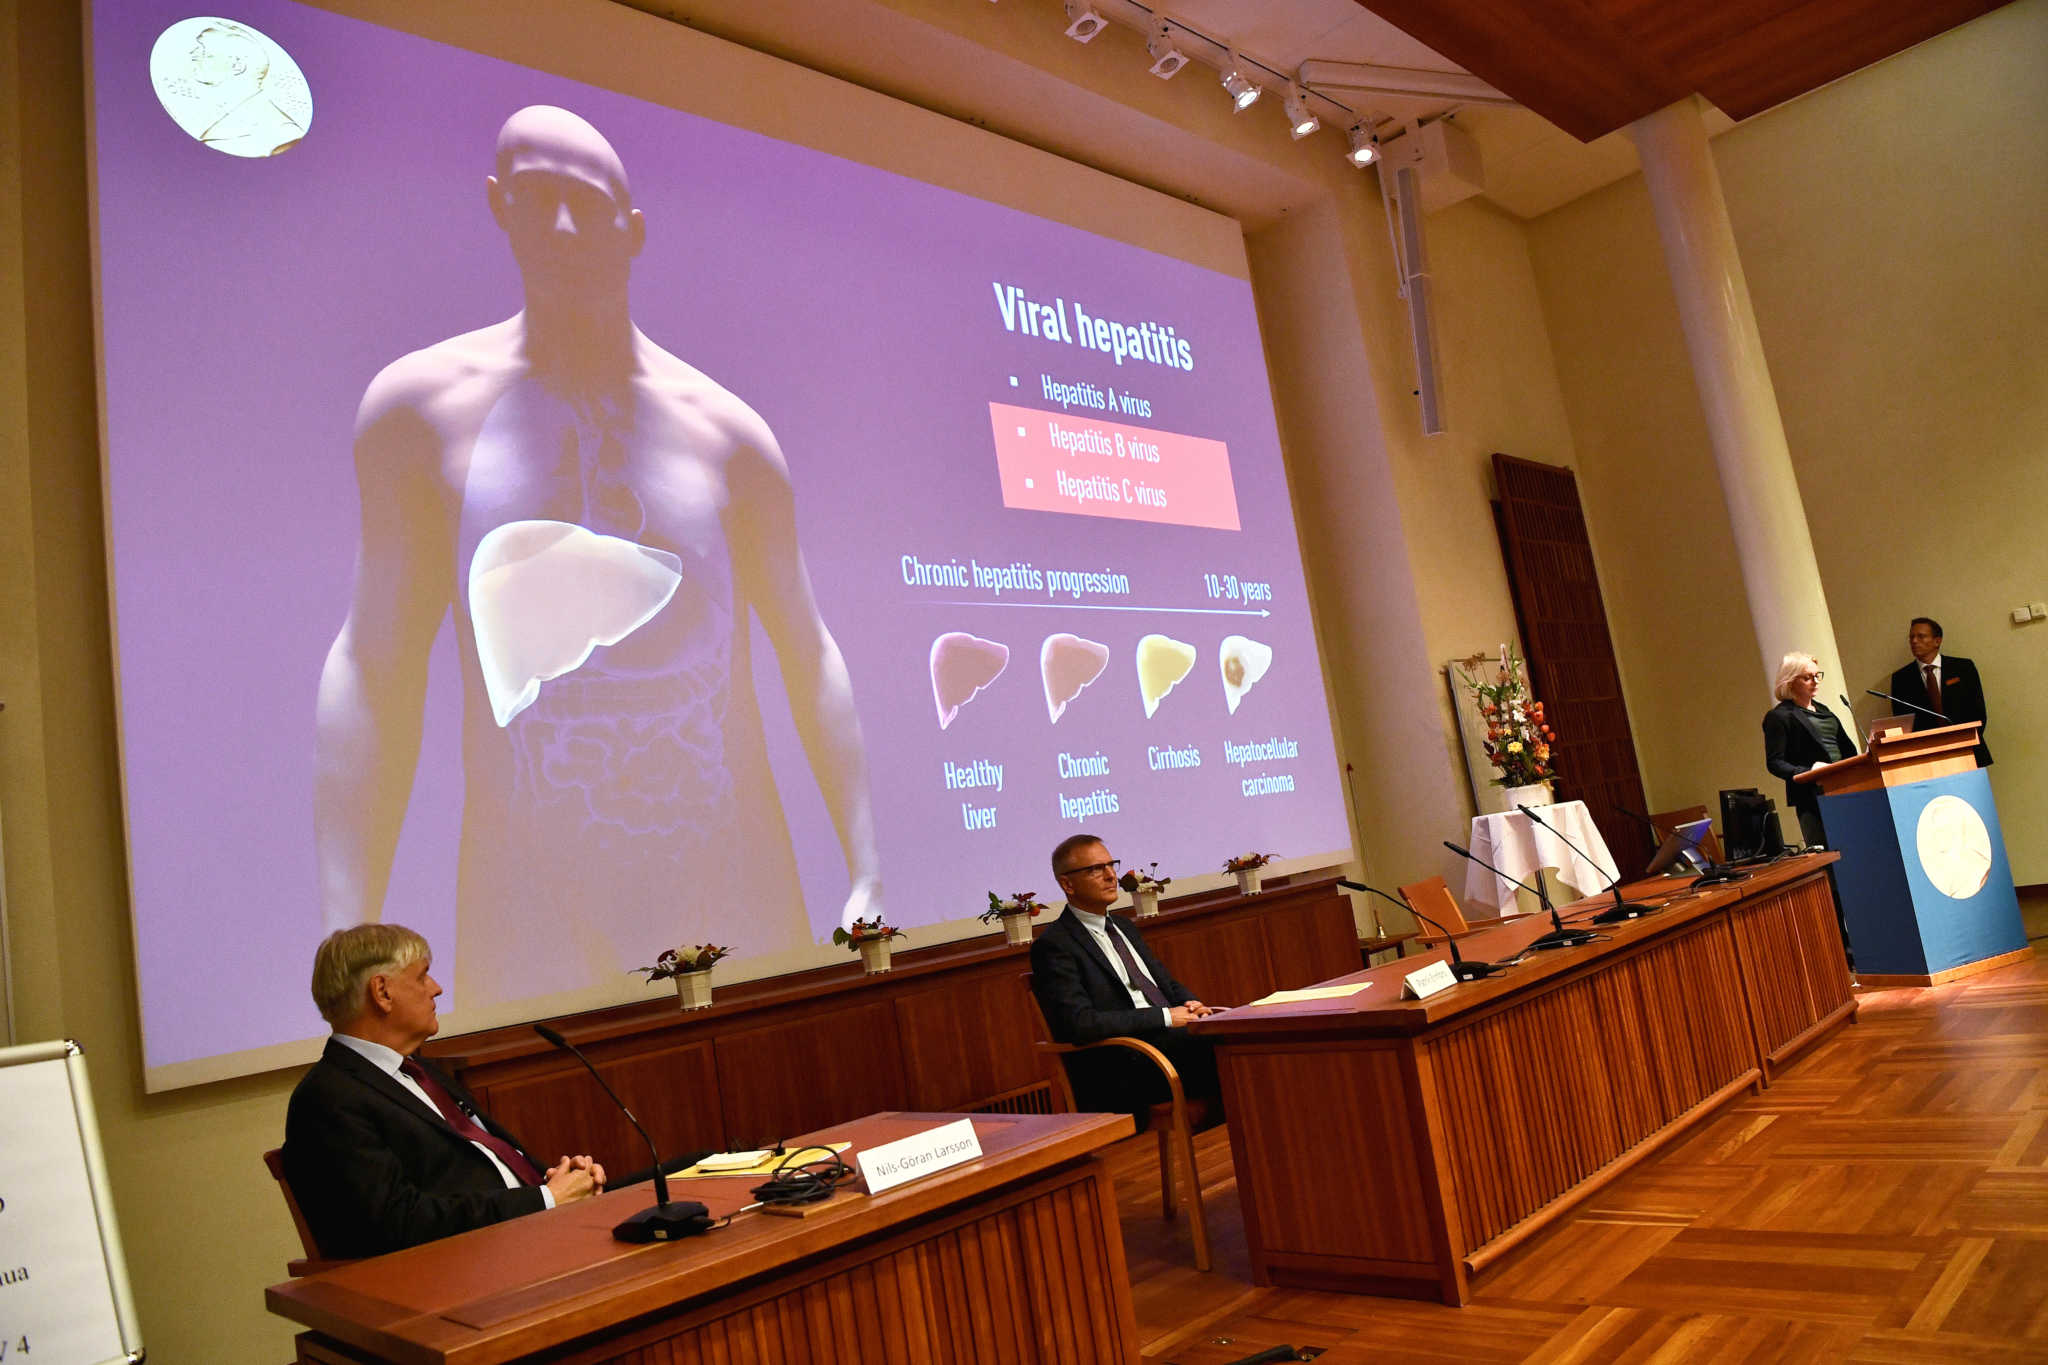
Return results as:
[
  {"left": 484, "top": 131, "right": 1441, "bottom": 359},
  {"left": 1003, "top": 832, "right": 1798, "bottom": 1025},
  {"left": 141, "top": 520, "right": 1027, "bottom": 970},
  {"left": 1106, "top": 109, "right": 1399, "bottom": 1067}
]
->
[
  {"left": 1197, "top": 854, "right": 1852, "bottom": 1305},
  {"left": 267, "top": 1111, "right": 1139, "bottom": 1365}
]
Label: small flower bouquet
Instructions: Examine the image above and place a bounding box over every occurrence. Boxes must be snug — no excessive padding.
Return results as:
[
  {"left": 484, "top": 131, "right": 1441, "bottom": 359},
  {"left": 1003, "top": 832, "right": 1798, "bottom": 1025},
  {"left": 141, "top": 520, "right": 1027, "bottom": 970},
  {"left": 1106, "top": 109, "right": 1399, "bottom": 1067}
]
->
[
  {"left": 1117, "top": 862, "right": 1172, "bottom": 894},
  {"left": 1225, "top": 851, "right": 1275, "bottom": 895},
  {"left": 1453, "top": 644, "right": 1555, "bottom": 790},
  {"left": 633, "top": 943, "right": 732, "bottom": 981},
  {"left": 1119, "top": 862, "right": 1171, "bottom": 917},
  {"left": 834, "top": 915, "right": 905, "bottom": 973},
  {"left": 634, "top": 944, "right": 732, "bottom": 1010},
  {"left": 981, "top": 890, "right": 1047, "bottom": 945}
]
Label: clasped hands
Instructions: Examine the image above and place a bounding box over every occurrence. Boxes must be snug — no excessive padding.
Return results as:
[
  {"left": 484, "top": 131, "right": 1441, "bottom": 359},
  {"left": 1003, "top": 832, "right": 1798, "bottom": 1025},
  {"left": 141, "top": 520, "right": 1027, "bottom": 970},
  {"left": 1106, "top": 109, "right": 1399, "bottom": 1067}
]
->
[
  {"left": 544, "top": 1153, "right": 606, "bottom": 1203},
  {"left": 1169, "top": 1000, "right": 1220, "bottom": 1027}
]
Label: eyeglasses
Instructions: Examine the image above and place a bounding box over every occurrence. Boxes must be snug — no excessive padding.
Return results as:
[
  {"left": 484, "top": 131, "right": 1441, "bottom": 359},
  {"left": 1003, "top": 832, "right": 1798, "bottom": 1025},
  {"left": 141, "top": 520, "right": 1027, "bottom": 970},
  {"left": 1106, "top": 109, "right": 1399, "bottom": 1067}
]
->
[
  {"left": 1057, "top": 859, "right": 1121, "bottom": 879},
  {"left": 1796, "top": 670, "right": 1825, "bottom": 683}
]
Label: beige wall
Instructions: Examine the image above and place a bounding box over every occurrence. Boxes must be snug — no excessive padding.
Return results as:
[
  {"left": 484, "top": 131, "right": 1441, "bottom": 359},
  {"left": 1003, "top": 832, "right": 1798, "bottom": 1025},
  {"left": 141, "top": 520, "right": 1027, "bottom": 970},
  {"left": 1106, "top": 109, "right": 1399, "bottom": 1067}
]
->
[{"left": 1528, "top": 0, "right": 2048, "bottom": 880}]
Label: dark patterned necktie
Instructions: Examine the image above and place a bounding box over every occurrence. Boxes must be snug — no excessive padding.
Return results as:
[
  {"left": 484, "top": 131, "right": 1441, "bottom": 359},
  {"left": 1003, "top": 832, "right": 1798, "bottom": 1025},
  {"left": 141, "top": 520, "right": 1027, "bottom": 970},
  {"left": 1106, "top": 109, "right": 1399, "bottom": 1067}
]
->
[
  {"left": 400, "top": 1057, "right": 543, "bottom": 1185},
  {"left": 1104, "top": 924, "right": 1170, "bottom": 1008}
]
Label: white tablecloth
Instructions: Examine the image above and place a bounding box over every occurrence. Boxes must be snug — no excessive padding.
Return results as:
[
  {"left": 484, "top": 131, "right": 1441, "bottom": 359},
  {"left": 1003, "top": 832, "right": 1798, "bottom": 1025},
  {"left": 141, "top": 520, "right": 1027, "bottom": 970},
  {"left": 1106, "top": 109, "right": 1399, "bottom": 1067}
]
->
[{"left": 1463, "top": 800, "right": 1620, "bottom": 915}]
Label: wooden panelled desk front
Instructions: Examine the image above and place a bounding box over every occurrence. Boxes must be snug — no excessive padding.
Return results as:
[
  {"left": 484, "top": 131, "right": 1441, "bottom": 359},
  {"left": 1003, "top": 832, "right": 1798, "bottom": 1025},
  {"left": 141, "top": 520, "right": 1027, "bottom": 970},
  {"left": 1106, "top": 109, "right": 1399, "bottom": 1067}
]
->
[
  {"left": 1197, "top": 854, "right": 1851, "bottom": 1304},
  {"left": 266, "top": 1110, "right": 1139, "bottom": 1365}
]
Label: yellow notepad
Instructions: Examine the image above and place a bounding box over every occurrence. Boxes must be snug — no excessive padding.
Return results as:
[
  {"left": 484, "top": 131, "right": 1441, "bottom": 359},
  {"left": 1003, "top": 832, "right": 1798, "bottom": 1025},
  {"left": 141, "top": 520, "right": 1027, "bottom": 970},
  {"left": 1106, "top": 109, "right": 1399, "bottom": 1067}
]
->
[{"left": 1242, "top": 982, "right": 1373, "bottom": 1007}]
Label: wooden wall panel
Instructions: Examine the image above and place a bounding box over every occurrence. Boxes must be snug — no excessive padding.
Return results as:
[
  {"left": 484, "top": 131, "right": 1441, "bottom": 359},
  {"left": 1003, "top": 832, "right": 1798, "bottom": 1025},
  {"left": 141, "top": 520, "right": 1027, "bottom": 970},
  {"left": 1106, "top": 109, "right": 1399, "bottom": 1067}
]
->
[
  {"left": 713, "top": 1000, "right": 908, "bottom": 1145},
  {"left": 475, "top": 1040, "right": 723, "bottom": 1170},
  {"left": 895, "top": 969, "right": 1044, "bottom": 1112},
  {"left": 1147, "top": 913, "right": 1272, "bottom": 1006}
]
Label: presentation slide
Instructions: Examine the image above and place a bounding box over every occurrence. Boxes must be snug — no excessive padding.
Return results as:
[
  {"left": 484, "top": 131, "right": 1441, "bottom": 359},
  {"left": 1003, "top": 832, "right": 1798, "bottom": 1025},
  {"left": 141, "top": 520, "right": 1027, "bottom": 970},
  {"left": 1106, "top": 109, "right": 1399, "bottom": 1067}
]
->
[{"left": 87, "top": 0, "right": 1354, "bottom": 1087}]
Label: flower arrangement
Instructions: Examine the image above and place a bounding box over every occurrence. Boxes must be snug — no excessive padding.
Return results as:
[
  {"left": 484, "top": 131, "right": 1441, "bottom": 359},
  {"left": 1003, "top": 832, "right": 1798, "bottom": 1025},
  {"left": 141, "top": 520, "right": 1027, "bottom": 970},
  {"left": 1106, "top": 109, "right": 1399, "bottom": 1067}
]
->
[
  {"left": 1454, "top": 645, "right": 1555, "bottom": 788},
  {"left": 980, "top": 890, "right": 1048, "bottom": 923},
  {"left": 633, "top": 944, "right": 732, "bottom": 981},
  {"left": 832, "top": 915, "right": 905, "bottom": 950},
  {"left": 1223, "top": 852, "right": 1275, "bottom": 873},
  {"left": 1118, "top": 862, "right": 1171, "bottom": 894}
]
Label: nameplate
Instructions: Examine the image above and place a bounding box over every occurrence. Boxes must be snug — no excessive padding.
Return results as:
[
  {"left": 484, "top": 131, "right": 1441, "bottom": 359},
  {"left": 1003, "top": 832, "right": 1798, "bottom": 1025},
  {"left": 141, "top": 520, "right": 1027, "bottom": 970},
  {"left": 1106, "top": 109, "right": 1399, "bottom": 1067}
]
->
[
  {"left": 1402, "top": 960, "right": 1458, "bottom": 999},
  {"left": 856, "top": 1118, "right": 983, "bottom": 1195}
]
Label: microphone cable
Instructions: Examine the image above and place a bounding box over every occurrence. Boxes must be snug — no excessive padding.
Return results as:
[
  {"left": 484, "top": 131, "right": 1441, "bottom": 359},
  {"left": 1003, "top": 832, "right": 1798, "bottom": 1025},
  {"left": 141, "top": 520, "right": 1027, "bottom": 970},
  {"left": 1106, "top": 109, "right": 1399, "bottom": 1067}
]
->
[{"left": 750, "top": 1145, "right": 857, "bottom": 1208}]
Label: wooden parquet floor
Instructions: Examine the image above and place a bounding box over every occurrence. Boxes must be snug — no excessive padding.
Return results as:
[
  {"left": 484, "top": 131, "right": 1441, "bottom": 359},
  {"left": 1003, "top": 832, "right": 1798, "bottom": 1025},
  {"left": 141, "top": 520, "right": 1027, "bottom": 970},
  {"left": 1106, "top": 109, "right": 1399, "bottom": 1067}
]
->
[{"left": 1112, "top": 951, "right": 2048, "bottom": 1364}]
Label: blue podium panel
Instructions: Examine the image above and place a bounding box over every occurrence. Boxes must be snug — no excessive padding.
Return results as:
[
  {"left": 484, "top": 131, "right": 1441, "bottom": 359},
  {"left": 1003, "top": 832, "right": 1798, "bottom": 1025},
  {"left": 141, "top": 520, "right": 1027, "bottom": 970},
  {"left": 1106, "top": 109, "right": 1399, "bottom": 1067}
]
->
[{"left": 1822, "top": 768, "right": 2024, "bottom": 978}]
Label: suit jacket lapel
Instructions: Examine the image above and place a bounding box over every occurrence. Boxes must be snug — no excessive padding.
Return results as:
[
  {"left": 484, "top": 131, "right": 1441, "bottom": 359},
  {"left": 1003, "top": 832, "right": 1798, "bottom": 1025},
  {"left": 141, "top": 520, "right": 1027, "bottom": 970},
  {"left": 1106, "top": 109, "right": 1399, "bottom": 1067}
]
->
[
  {"left": 1057, "top": 906, "right": 1123, "bottom": 992},
  {"left": 324, "top": 1038, "right": 479, "bottom": 1154}
]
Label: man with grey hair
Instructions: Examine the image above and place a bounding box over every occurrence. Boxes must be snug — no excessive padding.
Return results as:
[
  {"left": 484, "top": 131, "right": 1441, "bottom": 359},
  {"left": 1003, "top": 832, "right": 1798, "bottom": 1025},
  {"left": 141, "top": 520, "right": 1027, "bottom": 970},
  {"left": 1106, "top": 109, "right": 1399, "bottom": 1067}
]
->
[{"left": 283, "top": 924, "right": 605, "bottom": 1258}]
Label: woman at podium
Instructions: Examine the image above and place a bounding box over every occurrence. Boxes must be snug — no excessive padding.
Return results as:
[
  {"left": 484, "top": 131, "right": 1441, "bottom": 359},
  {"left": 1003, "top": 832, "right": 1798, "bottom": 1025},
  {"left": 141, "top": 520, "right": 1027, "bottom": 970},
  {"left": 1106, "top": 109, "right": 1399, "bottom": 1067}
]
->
[{"left": 1762, "top": 651, "right": 1858, "bottom": 848}]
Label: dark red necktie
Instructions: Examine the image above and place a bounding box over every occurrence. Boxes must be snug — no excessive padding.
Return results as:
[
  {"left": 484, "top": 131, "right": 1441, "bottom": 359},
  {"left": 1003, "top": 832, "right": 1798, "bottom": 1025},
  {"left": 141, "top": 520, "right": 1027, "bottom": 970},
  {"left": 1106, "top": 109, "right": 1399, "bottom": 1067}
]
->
[
  {"left": 400, "top": 1057, "right": 543, "bottom": 1185},
  {"left": 1105, "top": 924, "right": 1171, "bottom": 1008},
  {"left": 1923, "top": 663, "right": 1944, "bottom": 716}
]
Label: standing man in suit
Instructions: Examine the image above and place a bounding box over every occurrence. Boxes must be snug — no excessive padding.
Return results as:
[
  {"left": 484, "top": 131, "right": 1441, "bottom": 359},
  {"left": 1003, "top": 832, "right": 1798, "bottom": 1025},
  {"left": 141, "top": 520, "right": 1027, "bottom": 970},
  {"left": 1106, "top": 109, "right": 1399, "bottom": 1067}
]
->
[
  {"left": 1889, "top": 617, "right": 1992, "bottom": 766},
  {"left": 1030, "top": 834, "right": 1221, "bottom": 1124},
  {"left": 283, "top": 924, "right": 605, "bottom": 1258}
]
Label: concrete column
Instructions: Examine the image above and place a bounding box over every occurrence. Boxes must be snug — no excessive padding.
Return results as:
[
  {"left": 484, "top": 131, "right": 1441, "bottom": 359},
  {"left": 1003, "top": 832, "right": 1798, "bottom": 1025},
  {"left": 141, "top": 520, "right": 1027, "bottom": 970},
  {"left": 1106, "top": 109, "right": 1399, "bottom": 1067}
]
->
[{"left": 1630, "top": 98, "right": 1843, "bottom": 692}]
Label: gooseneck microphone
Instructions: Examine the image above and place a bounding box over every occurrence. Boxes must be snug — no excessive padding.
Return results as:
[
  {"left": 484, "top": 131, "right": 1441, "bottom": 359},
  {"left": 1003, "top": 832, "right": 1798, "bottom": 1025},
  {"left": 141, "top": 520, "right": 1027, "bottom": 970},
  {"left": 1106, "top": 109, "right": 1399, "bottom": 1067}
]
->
[
  {"left": 1337, "top": 880, "right": 1506, "bottom": 981},
  {"left": 1443, "top": 841, "right": 1597, "bottom": 950},
  {"left": 533, "top": 1023, "right": 714, "bottom": 1242},
  {"left": 1865, "top": 687, "right": 1945, "bottom": 726},
  {"left": 1516, "top": 803, "right": 1657, "bottom": 923}
]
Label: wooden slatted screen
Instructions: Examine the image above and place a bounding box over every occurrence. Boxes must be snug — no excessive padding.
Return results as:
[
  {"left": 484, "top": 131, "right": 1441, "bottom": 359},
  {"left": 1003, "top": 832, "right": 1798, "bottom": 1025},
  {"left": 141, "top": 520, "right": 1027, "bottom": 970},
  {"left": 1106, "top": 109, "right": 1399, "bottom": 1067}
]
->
[{"left": 1491, "top": 453, "right": 1654, "bottom": 876}]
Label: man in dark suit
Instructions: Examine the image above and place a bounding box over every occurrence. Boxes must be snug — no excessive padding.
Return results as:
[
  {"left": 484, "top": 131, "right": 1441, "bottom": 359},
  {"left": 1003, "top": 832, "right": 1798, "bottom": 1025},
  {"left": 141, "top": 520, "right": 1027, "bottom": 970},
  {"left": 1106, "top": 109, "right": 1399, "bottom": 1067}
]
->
[
  {"left": 1889, "top": 617, "right": 1992, "bottom": 766},
  {"left": 283, "top": 924, "right": 605, "bottom": 1258},
  {"left": 1029, "top": 834, "right": 1221, "bottom": 1124}
]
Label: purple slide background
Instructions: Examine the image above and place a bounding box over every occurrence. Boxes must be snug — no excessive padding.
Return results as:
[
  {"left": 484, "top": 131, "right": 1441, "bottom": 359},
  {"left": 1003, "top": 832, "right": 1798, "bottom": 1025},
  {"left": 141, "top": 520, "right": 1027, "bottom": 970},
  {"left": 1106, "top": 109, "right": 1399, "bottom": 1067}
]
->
[{"left": 90, "top": 0, "right": 1352, "bottom": 1075}]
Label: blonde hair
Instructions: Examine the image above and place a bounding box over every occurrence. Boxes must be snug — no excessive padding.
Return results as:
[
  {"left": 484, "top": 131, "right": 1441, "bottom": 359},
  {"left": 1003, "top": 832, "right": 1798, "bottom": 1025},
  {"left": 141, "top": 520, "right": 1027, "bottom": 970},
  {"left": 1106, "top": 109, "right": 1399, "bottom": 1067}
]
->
[
  {"left": 310, "top": 924, "right": 429, "bottom": 1028},
  {"left": 1772, "top": 651, "right": 1821, "bottom": 703}
]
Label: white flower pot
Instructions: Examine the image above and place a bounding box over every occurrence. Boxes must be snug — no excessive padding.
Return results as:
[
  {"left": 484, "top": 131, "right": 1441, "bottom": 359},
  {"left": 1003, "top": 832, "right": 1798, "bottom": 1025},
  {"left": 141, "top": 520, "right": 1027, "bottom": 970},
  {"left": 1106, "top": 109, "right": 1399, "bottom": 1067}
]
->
[
  {"left": 1132, "top": 887, "right": 1161, "bottom": 918},
  {"left": 673, "top": 969, "right": 714, "bottom": 1011},
  {"left": 858, "top": 937, "right": 894, "bottom": 974},
  {"left": 1501, "top": 781, "right": 1555, "bottom": 812},
  {"left": 1234, "top": 868, "right": 1263, "bottom": 895},
  {"left": 1001, "top": 912, "right": 1034, "bottom": 946}
]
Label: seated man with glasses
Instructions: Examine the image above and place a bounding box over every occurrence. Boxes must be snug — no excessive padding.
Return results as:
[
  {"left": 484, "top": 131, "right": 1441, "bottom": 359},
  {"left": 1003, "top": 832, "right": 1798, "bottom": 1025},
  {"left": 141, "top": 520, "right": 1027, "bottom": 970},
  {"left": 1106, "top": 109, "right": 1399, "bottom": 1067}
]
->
[{"left": 1029, "top": 833, "right": 1222, "bottom": 1123}]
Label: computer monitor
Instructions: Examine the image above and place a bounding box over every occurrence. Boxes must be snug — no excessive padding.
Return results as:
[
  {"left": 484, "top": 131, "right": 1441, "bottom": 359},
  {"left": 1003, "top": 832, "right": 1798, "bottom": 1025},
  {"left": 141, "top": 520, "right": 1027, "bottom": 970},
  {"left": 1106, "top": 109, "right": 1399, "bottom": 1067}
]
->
[{"left": 1644, "top": 818, "right": 1715, "bottom": 878}]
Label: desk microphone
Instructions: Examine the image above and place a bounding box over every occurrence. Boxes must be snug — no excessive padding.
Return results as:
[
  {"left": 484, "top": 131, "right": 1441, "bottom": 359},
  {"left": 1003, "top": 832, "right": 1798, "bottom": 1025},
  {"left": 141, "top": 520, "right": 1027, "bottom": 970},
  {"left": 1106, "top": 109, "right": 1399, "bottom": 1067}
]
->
[
  {"left": 1864, "top": 688, "right": 1945, "bottom": 726},
  {"left": 1337, "top": 880, "right": 1506, "bottom": 981},
  {"left": 1443, "top": 842, "right": 1597, "bottom": 950},
  {"left": 533, "top": 1024, "right": 714, "bottom": 1242},
  {"left": 1515, "top": 804, "right": 1657, "bottom": 923}
]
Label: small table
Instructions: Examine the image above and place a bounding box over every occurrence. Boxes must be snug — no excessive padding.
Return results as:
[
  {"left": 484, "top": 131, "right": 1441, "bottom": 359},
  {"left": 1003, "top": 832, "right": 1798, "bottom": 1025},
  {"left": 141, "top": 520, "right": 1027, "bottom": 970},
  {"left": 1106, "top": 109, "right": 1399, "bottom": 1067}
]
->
[{"left": 1464, "top": 799, "right": 1618, "bottom": 914}]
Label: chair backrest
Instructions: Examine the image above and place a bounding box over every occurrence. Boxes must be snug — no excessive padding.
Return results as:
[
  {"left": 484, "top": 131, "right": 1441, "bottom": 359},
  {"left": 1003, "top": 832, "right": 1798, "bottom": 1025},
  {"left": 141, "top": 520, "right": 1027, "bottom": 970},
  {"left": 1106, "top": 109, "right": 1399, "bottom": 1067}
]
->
[
  {"left": 1396, "top": 876, "right": 1468, "bottom": 944},
  {"left": 264, "top": 1146, "right": 344, "bottom": 1276},
  {"left": 1019, "top": 973, "right": 1079, "bottom": 1112},
  {"left": 1650, "top": 805, "right": 1726, "bottom": 865}
]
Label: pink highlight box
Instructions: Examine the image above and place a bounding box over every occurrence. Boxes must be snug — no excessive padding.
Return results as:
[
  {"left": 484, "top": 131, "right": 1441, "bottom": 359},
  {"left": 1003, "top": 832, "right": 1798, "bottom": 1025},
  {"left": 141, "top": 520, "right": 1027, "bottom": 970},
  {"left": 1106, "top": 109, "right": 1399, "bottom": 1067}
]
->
[{"left": 989, "top": 402, "right": 1240, "bottom": 531}]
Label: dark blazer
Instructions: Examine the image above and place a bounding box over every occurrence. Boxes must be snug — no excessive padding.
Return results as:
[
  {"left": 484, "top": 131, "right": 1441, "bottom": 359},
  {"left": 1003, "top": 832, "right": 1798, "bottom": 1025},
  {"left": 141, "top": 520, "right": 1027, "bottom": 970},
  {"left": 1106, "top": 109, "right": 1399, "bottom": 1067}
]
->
[
  {"left": 1763, "top": 698, "right": 1859, "bottom": 812},
  {"left": 1029, "top": 907, "right": 1194, "bottom": 1046},
  {"left": 283, "top": 1038, "right": 547, "bottom": 1259},
  {"left": 1887, "top": 655, "right": 1991, "bottom": 765}
]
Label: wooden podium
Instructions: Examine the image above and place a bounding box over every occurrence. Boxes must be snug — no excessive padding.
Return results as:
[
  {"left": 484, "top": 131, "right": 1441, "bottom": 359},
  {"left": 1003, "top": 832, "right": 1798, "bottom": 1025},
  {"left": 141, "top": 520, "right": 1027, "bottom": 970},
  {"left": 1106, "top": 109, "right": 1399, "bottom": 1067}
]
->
[{"left": 1798, "top": 721, "right": 2030, "bottom": 986}]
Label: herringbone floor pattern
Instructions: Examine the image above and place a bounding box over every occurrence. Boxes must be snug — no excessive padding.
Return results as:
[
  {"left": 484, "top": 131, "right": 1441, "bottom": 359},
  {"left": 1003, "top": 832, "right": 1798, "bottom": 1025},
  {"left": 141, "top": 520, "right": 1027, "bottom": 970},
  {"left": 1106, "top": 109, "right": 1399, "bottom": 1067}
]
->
[{"left": 1114, "top": 911, "right": 2048, "bottom": 1364}]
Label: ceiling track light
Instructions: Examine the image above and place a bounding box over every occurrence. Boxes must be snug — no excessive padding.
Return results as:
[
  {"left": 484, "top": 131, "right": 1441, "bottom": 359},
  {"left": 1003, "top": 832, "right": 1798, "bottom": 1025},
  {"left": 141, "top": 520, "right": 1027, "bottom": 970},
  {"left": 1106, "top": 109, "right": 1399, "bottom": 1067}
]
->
[
  {"left": 1282, "top": 84, "right": 1320, "bottom": 139},
  {"left": 1221, "top": 52, "right": 1260, "bottom": 112},
  {"left": 1345, "top": 121, "right": 1380, "bottom": 167},
  {"left": 1062, "top": 0, "right": 1107, "bottom": 43},
  {"left": 1146, "top": 21, "right": 1189, "bottom": 79}
]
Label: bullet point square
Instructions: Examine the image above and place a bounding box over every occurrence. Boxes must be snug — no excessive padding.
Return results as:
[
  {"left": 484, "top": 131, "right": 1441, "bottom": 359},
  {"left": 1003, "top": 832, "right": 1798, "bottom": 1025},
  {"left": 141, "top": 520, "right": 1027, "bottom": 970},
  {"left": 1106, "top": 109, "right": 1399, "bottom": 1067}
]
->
[
  {"left": 1024, "top": 477, "right": 1034, "bottom": 489},
  {"left": 1016, "top": 426, "right": 1026, "bottom": 437},
  {"left": 1008, "top": 376, "right": 1018, "bottom": 387}
]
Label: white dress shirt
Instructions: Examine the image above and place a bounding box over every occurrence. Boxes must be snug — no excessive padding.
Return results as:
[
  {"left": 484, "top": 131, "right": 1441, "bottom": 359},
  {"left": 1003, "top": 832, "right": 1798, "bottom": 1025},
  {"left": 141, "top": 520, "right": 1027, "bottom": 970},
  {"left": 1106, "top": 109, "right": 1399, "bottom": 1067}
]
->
[
  {"left": 331, "top": 1033, "right": 553, "bottom": 1205},
  {"left": 1065, "top": 906, "right": 1173, "bottom": 1029}
]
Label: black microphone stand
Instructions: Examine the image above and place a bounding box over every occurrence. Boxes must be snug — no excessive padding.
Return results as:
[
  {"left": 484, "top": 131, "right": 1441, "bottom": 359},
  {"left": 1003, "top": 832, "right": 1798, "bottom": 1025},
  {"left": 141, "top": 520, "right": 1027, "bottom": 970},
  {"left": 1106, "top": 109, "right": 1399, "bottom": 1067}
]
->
[
  {"left": 1443, "top": 841, "right": 1597, "bottom": 950},
  {"left": 1515, "top": 803, "right": 1658, "bottom": 923},
  {"left": 1865, "top": 687, "right": 1947, "bottom": 727},
  {"left": 534, "top": 1024, "right": 712, "bottom": 1242},
  {"left": 1337, "top": 880, "right": 1507, "bottom": 981}
]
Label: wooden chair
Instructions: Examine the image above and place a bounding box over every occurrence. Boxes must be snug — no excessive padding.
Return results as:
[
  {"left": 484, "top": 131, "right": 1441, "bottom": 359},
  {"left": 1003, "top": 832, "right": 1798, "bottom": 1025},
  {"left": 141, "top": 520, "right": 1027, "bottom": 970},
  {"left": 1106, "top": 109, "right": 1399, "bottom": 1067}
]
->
[
  {"left": 1021, "top": 974, "right": 1215, "bottom": 1271},
  {"left": 1650, "top": 805, "right": 1727, "bottom": 864},
  {"left": 263, "top": 1147, "right": 351, "bottom": 1277},
  {"left": 1396, "top": 875, "right": 1514, "bottom": 945}
]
